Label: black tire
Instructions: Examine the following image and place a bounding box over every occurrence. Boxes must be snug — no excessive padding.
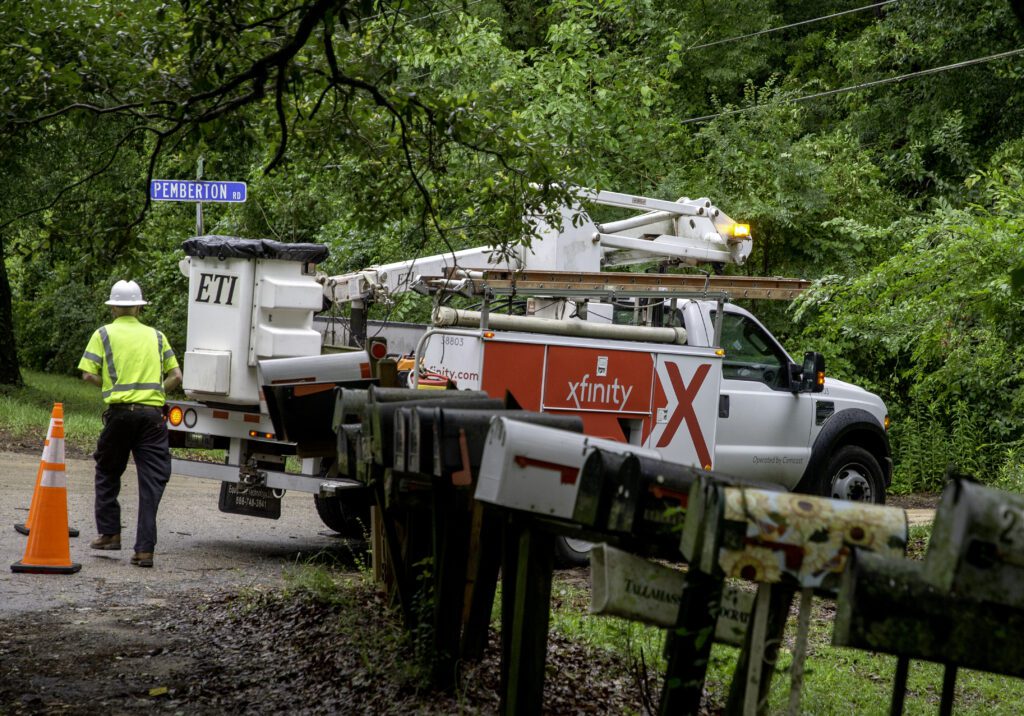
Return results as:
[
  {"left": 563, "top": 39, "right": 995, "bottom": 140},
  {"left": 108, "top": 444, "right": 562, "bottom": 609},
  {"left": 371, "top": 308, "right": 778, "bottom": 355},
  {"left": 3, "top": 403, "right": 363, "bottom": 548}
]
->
[
  {"left": 313, "top": 489, "right": 372, "bottom": 538},
  {"left": 553, "top": 536, "right": 593, "bottom": 568},
  {"left": 817, "top": 445, "right": 885, "bottom": 504}
]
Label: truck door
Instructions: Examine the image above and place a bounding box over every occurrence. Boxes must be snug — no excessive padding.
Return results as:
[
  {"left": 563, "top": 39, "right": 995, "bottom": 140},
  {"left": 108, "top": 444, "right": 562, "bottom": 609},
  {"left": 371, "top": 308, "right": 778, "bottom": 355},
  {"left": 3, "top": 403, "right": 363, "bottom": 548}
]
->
[{"left": 713, "top": 310, "right": 813, "bottom": 489}]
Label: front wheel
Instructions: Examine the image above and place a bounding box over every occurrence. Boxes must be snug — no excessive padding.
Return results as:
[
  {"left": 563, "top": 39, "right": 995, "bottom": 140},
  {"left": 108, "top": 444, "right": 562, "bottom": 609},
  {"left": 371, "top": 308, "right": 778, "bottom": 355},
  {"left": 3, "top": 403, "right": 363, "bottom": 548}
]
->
[{"left": 817, "top": 445, "right": 885, "bottom": 504}]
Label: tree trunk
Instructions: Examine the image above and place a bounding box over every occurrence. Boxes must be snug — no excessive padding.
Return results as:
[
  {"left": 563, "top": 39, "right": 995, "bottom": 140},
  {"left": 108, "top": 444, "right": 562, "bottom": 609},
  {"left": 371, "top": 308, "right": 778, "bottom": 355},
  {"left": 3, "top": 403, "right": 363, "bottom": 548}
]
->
[{"left": 0, "top": 236, "right": 24, "bottom": 386}]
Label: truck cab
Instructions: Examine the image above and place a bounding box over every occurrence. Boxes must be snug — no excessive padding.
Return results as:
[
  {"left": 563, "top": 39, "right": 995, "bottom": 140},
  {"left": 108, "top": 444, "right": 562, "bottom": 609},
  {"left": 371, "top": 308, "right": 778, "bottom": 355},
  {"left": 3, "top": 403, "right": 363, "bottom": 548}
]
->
[{"left": 681, "top": 300, "right": 891, "bottom": 501}]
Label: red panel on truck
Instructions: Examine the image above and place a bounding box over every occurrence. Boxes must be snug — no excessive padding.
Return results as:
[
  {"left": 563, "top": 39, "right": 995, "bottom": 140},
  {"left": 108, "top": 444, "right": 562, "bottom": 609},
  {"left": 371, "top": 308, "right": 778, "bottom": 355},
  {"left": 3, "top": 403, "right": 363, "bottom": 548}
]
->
[
  {"left": 541, "top": 346, "right": 654, "bottom": 414},
  {"left": 480, "top": 341, "right": 545, "bottom": 410}
]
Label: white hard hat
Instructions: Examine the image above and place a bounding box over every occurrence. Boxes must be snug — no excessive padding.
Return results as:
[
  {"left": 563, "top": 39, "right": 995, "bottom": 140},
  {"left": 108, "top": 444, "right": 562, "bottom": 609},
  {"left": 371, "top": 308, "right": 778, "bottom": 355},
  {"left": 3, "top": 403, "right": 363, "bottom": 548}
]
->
[{"left": 105, "top": 280, "right": 149, "bottom": 306}]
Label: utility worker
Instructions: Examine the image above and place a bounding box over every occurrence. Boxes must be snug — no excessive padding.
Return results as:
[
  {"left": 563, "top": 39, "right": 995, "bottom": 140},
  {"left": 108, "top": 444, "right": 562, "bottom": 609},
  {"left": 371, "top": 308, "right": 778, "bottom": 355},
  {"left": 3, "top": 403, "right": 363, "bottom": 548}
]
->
[{"left": 78, "top": 280, "right": 182, "bottom": 568}]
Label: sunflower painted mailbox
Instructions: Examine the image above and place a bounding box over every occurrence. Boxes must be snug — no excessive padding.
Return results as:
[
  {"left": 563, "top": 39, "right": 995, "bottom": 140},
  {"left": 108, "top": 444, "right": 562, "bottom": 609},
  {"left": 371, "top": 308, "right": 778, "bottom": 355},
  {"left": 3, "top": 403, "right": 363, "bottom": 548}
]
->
[
  {"left": 681, "top": 482, "right": 908, "bottom": 590},
  {"left": 669, "top": 477, "right": 909, "bottom": 716}
]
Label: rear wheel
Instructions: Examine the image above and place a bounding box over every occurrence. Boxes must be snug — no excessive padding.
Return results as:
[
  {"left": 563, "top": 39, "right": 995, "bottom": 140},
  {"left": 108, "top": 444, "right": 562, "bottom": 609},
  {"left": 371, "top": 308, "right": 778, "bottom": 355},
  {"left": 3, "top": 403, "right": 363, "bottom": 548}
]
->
[
  {"left": 313, "top": 489, "right": 372, "bottom": 538},
  {"left": 553, "top": 536, "right": 593, "bottom": 568},
  {"left": 817, "top": 445, "right": 885, "bottom": 504}
]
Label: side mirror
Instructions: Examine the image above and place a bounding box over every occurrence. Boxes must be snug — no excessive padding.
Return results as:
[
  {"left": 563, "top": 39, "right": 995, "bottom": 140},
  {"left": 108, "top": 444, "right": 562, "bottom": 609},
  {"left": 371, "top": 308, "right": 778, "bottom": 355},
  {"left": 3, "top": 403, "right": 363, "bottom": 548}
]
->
[{"left": 800, "top": 351, "right": 826, "bottom": 393}]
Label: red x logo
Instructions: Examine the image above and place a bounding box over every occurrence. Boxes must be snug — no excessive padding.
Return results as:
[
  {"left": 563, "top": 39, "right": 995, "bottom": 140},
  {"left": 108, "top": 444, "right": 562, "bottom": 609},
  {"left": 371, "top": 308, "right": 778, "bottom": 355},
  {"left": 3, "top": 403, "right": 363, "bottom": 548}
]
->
[{"left": 656, "top": 362, "right": 712, "bottom": 468}]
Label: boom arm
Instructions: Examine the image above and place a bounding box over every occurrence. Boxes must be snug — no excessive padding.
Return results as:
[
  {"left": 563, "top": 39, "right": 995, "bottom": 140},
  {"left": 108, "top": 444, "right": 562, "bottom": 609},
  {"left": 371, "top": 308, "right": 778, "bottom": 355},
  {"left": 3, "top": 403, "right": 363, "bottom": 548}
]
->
[{"left": 322, "top": 188, "right": 753, "bottom": 306}]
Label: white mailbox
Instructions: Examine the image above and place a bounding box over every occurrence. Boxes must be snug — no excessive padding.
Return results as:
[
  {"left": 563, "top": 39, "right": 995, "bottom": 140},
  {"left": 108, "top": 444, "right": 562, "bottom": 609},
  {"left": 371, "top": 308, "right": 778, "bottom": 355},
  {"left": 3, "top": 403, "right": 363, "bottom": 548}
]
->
[
  {"left": 475, "top": 417, "right": 660, "bottom": 519},
  {"left": 181, "top": 236, "right": 328, "bottom": 406}
]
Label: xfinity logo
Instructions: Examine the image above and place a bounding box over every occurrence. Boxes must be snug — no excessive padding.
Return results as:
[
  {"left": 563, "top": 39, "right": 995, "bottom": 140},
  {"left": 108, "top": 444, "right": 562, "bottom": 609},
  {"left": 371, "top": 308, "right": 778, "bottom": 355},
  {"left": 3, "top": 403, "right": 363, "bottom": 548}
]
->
[
  {"left": 566, "top": 374, "right": 633, "bottom": 410},
  {"left": 195, "top": 272, "right": 239, "bottom": 306}
]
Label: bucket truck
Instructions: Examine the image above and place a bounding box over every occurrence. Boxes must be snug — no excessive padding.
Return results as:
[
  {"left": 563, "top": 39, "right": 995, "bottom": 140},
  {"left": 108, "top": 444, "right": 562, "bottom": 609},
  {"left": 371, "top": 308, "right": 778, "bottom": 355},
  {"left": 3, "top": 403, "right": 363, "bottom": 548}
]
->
[{"left": 166, "top": 189, "right": 890, "bottom": 562}]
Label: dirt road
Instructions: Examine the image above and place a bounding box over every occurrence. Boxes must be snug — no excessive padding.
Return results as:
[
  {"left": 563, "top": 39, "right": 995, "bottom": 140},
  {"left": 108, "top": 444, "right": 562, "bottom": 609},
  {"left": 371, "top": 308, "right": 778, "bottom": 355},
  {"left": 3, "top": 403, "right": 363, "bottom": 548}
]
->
[
  {"left": 0, "top": 451, "right": 347, "bottom": 615},
  {"left": 0, "top": 451, "right": 642, "bottom": 715}
]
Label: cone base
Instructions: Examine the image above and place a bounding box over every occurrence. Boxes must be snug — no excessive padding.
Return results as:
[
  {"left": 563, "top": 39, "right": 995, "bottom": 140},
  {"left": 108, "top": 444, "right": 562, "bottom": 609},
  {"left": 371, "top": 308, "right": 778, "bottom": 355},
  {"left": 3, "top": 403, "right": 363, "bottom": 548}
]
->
[
  {"left": 14, "top": 524, "right": 79, "bottom": 537},
  {"left": 11, "top": 560, "right": 82, "bottom": 575}
]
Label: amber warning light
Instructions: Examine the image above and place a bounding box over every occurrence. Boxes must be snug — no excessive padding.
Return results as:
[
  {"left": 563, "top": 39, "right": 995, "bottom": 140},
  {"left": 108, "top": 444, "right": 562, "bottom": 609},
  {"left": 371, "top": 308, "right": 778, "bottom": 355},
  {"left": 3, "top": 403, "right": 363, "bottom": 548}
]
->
[
  {"left": 732, "top": 223, "right": 751, "bottom": 238},
  {"left": 168, "top": 406, "right": 184, "bottom": 426}
]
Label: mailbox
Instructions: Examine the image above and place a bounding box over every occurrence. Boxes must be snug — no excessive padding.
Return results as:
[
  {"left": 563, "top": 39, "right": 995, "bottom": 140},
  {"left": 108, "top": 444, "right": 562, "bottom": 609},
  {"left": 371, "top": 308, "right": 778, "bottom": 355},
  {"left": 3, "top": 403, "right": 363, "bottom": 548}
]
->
[
  {"left": 589, "top": 543, "right": 753, "bottom": 645},
  {"left": 336, "top": 424, "right": 362, "bottom": 479},
  {"left": 432, "top": 410, "right": 582, "bottom": 484},
  {"left": 834, "top": 549, "right": 1024, "bottom": 678},
  {"left": 924, "top": 477, "right": 1024, "bottom": 608},
  {"left": 682, "top": 482, "right": 907, "bottom": 590},
  {"left": 575, "top": 450, "right": 722, "bottom": 541},
  {"left": 367, "top": 392, "right": 498, "bottom": 468},
  {"left": 475, "top": 418, "right": 660, "bottom": 519}
]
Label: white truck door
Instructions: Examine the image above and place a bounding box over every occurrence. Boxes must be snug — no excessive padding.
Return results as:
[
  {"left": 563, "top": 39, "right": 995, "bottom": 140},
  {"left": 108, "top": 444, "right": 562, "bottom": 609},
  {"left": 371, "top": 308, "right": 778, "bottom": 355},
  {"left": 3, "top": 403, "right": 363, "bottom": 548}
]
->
[{"left": 713, "top": 311, "right": 813, "bottom": 489}]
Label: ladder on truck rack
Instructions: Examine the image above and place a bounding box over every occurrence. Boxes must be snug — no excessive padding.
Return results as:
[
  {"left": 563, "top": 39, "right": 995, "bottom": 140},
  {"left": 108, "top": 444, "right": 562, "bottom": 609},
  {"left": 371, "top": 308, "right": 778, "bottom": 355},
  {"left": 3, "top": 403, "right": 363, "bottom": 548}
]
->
[{"left": 418, "top": 269, "right": 810, "bottom": 302}]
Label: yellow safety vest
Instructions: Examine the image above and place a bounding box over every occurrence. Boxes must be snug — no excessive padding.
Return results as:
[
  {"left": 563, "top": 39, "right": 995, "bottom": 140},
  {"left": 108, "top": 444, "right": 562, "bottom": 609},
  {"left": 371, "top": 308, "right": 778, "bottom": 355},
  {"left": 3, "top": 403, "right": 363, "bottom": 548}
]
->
[{"left": 78, "top": 316, "right": 179, "bottom": 406}]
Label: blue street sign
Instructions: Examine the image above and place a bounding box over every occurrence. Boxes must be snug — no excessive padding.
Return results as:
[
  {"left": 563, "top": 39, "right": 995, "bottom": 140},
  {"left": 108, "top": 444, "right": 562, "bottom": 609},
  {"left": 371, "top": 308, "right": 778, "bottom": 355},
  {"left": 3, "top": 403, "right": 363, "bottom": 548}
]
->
[{"left": 150, "top": 179, "right": 247, "bottom": 203}]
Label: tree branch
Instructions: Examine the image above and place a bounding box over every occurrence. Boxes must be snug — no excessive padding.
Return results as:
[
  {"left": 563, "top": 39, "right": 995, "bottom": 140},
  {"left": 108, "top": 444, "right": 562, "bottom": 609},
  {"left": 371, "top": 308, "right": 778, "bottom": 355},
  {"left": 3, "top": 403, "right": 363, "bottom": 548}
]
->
[{"left": 266, "top": 65, "right": 290, "bottom": 174}]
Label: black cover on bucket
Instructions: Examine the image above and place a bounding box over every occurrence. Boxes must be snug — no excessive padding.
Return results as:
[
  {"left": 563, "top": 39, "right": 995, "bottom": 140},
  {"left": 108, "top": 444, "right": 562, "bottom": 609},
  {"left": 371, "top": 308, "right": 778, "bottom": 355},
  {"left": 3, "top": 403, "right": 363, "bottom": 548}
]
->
[{"left": 182, "top": 236, "right": 329, "bottom": 264}]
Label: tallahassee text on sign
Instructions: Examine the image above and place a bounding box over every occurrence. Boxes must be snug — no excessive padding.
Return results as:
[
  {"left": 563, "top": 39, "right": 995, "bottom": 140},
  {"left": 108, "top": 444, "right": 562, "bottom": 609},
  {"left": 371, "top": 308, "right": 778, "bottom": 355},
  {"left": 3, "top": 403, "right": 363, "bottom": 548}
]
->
[{"left": 150, "top": 179, "right": 247, "bottom": 203}]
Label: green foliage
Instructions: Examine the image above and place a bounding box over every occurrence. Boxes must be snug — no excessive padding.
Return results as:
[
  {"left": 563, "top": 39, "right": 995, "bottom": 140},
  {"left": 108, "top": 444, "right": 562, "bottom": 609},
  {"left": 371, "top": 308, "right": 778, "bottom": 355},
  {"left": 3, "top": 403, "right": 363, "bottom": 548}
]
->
[
  {"left": 797, "top": 146, "right": 1024, "bottom": 488},
  {"left": 2, "top": 0, "right": 1024, "bottom": 496}
]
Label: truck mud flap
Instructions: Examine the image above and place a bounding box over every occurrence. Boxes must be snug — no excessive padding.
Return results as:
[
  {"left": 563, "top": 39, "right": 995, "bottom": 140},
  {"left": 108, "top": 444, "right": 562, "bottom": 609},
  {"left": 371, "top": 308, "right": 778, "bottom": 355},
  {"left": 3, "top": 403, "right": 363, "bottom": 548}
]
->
[{"left": 218, "top": 482, "right": 282, "bottom": 519}]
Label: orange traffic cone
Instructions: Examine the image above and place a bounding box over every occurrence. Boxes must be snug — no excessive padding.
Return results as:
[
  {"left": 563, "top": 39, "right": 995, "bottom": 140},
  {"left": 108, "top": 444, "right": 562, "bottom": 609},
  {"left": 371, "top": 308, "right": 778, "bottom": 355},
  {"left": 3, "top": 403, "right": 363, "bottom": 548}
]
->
[
  {"left": 15, "top": 403, "right": 79, "bottom": 537},
  {"left": 11, "top": 415, "right": 81, "bottom": 574}
]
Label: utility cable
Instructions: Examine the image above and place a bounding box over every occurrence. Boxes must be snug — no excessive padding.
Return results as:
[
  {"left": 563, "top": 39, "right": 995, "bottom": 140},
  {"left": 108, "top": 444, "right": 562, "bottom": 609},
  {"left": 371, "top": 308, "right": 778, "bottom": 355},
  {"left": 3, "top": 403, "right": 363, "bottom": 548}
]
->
[
  {"left": 679, "top": 46, "right": 1024, "bottom": 125},
  {"left": 688, "top": 1, "right": 898, "bottom": 51}
]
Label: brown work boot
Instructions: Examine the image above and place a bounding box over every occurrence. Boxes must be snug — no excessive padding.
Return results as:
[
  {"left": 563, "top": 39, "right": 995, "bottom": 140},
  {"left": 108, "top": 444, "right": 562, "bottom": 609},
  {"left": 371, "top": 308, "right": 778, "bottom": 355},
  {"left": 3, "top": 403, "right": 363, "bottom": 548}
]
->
[
  {"left": 90, "top": 534, "right": 121, "bottom": 550},
  {"left": 131, "top": 552, "right": 154, "bottom": 568}
]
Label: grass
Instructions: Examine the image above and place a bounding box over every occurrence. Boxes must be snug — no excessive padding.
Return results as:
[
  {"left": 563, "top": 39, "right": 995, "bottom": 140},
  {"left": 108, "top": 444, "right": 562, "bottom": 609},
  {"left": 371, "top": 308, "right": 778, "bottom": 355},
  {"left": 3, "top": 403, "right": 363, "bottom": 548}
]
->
[{"left": 0, "top": 369, "right": 106, "bottom": 452}]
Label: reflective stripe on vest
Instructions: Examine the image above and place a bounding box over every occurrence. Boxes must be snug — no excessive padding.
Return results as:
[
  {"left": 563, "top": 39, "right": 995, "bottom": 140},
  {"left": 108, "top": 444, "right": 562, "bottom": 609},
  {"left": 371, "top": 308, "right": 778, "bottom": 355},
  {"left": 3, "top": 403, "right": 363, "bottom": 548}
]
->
[{"left": 97, "top": 326, "right": 165, "bottom": 400}]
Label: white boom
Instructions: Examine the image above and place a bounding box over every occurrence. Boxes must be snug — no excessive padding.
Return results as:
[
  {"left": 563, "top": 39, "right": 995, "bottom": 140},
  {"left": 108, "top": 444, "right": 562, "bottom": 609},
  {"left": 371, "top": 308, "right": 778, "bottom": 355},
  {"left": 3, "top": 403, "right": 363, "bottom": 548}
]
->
[{"left": 322, "top": 188, "right": 752, "bottom": 306}]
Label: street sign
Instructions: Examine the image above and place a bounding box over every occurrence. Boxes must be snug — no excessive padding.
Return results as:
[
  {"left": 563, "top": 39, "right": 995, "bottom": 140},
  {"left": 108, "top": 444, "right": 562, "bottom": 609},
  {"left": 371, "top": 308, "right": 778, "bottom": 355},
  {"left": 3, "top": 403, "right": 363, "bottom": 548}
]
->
[{"left": 150, "top": 179, "right": 247, "bottom": 203}]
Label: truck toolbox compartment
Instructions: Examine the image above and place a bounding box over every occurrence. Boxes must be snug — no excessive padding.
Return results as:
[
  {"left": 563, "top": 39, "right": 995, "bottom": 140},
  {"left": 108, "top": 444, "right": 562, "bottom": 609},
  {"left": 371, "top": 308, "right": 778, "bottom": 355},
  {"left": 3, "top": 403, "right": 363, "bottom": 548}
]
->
[
  {"left": 183, "top": 349, "right": 231, "bottom": 395},
  {"left": 257, "top": 277, "right": 323, "bottom": 310},
  {"left": 254, "top": 325, "right": 322, "bottom": 358}
]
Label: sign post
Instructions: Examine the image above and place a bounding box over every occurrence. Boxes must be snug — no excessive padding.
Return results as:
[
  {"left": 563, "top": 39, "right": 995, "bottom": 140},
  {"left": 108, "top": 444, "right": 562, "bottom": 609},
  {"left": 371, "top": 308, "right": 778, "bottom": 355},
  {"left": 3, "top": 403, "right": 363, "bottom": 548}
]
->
[{"left": 196, "top": 157, "right": 204, "bottom": 236}]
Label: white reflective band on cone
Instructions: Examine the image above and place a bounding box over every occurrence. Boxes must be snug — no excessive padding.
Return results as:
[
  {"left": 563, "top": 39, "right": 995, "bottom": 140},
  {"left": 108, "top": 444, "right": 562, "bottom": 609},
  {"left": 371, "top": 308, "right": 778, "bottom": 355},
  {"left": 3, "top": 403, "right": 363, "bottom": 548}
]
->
[
  {"left": 44, "top": 437, "right": 65, "bottom": 465},
  {"left": 40, "top": 465, "right": 66, "bottom": 488}
]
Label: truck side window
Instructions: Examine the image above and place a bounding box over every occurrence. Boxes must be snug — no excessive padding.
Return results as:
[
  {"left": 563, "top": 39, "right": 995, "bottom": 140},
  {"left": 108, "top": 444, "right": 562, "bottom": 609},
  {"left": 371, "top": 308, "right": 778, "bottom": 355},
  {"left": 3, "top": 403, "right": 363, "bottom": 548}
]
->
[{"left": 715, "top": 312, "right": 786, "bottom": 388}]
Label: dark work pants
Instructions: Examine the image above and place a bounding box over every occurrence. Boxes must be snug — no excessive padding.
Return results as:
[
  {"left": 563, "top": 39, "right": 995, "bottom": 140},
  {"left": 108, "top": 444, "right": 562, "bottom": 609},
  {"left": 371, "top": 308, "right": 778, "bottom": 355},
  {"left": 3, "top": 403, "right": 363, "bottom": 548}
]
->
[{"left": 94, "top": 405, "right": 171, "bottom": 553}]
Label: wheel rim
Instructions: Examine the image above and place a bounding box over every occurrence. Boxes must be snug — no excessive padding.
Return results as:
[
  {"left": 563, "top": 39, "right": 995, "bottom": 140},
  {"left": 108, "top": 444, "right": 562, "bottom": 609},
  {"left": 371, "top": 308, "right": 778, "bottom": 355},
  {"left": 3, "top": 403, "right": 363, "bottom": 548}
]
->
[
  {"left": 831, "top": 463, "right": 874, "bottom": 502},
  {"left": 563, "top": 538, "right": 593, "bottom": 556}
]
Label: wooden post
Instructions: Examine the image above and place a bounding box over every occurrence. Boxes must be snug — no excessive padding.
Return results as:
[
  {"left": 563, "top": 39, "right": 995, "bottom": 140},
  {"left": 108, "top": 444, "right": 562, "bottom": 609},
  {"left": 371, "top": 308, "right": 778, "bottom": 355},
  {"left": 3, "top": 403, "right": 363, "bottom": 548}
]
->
[
  {"left": 786, "top": 588, "right": 814, "bottom": 715},
  {"left": 939, "top": 666, "right": 958, "bottom": 716},
  {"left": 500, "top": 519, "right": 555, "bottom": 716},
  {"left": 890, "top": 657, "right": 909, "bottom": 716},
  {"left": 726, "top": 583, "right": 796, "bottom": 715},
  {"left": 429, "top": 479, "right": 473, "bottom": 688},
  {"left": 658, "top": 569, "right": 724, "bottom": 715},
  {"left": 462, "top": 503, "right": 503, "bottom": 660}
]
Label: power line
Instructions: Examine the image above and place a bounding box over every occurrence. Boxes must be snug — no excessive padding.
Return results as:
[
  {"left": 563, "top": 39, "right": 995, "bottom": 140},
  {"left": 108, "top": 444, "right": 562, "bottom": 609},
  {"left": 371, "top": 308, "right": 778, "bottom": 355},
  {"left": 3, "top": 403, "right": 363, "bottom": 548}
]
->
[
  {"left": 680, "top": 46, "right": 1024, "bottom": 125},
  {"left": 688, "top": 1, "right": 898, "bottom": 51}
]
